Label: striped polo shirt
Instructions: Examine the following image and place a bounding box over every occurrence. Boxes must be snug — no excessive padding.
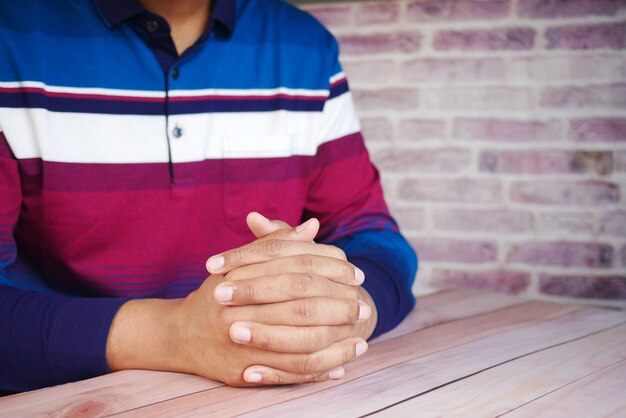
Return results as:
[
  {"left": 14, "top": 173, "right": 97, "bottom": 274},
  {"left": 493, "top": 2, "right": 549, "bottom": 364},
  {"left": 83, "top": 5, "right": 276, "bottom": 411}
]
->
[{"left": 0, "top": 0, "right": 417, "bottom": 392}]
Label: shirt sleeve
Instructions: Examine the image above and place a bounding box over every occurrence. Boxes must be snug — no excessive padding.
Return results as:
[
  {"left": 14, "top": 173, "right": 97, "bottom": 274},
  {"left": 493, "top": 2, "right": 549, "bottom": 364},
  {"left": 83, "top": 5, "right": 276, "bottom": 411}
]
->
[
  {"left": 0, "top": 131, "right": 127, "bottom": 394},
  {"left": 304, "top": 39, "right": 418, "bottom": 339}
]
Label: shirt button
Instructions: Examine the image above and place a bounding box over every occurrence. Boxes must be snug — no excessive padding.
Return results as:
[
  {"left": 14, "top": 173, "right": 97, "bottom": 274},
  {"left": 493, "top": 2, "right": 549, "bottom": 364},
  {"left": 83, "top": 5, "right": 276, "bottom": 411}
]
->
[
  {"left": 146, "top": 21, "right": 159, "bottom": 33},
  {"left": 173, "top": 125, "right": 184, "bottom": 139},
  {"left": 172, "top": 67, "right": 180, "bottom": 79}
]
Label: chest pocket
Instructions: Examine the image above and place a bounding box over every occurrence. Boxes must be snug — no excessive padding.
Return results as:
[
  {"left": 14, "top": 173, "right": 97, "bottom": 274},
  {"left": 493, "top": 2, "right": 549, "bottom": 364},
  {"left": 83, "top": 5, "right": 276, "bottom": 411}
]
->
[{"left": 220, "top": 134, "right": 308, "bottom": 235}]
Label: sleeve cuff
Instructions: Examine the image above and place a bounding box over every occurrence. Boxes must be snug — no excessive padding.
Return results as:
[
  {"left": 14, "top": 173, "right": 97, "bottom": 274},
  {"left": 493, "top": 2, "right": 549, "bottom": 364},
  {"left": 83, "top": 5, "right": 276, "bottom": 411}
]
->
[{"left": 49, "top": 296, "right": 128, "bottom": 384}]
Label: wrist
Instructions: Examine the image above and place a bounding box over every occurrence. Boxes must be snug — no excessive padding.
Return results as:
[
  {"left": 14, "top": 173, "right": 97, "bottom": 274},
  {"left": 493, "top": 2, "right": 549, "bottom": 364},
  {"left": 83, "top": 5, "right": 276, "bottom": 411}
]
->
[{"left": 106, "top": 298, "right": 184, "bottom": 373}]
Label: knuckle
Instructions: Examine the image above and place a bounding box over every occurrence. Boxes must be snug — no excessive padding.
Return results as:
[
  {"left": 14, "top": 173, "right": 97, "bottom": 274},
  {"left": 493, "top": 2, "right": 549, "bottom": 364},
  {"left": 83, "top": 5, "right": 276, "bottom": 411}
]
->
[
  {"left": 305, "top": 329, "right": 322, "bottom": 352},
  {"left": 338, "top": 262, "right": 354, "bottom": 282},
  {"left": 295, "top": 353, "right": 317, "bottom": 374},
  {"left": 342, "top": 346, "right": 353, "bottom": 364},
  {"left": 295, "top": 299, "right": 317, "bottom": 322},
  {"left": 330, "top": 245, "right": 347, "bottom": 261},
  {"left": 239, "top": 281, "right": 255, "bottom": 302},
  {"left": 298, "top": 254, "right": 316, "bottom": 274},
  {"left": 347, "top": 301, "right": 361, "bottom": 323},
  {"left": 258, "top": 332, "right": 276, "bottom": 351},
  {"left": 292, "top": 274, "right": 314, "bottom": 297},
  {"left": 261, "top": 239, "right": 283, "bottom": 258}
]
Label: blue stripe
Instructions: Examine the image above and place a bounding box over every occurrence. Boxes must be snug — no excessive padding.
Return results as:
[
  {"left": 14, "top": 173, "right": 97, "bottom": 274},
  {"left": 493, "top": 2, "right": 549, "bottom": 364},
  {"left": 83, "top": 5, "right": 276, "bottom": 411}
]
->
[
  {"left": 329, "top": 80, "right": 349, "bottom": 100},
  {"left": 0, "top": 92, "right": 325, "bottom": 115}
]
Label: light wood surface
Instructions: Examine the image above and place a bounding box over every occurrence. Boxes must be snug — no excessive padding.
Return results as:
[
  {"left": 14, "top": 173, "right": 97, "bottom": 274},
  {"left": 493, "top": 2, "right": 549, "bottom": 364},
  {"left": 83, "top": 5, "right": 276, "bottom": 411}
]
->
[{"left": 1, "top": 289, "right": 624, "bottom": 418}]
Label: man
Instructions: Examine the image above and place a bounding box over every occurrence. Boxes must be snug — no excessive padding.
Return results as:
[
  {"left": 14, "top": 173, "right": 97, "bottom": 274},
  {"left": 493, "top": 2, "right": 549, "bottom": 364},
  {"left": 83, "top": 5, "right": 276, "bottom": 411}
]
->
[{"left": 0, "top": 0, "right": 417, "bottom": 393}]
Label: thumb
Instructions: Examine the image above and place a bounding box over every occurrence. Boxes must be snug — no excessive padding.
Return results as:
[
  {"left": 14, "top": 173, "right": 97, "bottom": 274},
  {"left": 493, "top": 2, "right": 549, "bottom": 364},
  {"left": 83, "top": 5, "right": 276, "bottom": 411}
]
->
[
  {"left": 246, "top": 212, "right": 291, "bottom": 238},
  {"left": 246, "top": 212, "right": 319, "bottom": 243}
]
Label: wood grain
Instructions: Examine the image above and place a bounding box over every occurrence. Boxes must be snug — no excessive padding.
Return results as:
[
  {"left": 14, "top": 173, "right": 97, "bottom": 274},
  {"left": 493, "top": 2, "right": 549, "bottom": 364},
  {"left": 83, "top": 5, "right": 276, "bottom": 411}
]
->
[
  {"left": 372, "top": 323, "right": 626, "bottom": 418},
  {"left": 0, "top": 289, "right": 519, "bottom": 417},
  {"left": 502, "top": 359, "right": 626, "bottom": 418},
  {"left": 373, "top": 289, "right": 524, "bottom": 343},
  {"left": 1, "top": 290, "right": 623, "bottom": 418},
  {"left": 0, "top": 371, "right": 221, "bottom": 418},
  {"left": 115, "top": 302, "right": 590, "bottom": 417}
]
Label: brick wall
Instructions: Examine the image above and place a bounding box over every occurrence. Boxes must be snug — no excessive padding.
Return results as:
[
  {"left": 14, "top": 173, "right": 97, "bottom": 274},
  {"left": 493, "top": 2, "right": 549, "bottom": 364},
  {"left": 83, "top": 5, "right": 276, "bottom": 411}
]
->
[{"left": 300, "top": 0, "right": 626, "bottom": 307}]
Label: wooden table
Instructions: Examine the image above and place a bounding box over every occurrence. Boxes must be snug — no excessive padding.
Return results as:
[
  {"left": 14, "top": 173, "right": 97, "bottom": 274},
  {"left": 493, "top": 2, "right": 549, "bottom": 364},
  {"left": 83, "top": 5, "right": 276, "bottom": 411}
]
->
[{"left": 1, "top": 290, "right": 625, "bottom": 417}]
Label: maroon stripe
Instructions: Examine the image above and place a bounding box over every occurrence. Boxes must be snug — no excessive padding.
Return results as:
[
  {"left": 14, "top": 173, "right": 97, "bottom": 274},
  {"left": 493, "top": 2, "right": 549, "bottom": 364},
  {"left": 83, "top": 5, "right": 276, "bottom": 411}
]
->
[{"left": 0, "top": 86, "right": 326, "bottom": 103}]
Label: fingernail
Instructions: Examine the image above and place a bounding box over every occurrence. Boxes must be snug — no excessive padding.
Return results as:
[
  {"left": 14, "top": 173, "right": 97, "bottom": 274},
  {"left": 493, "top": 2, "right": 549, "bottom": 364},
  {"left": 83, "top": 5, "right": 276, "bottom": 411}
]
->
[
  {"left": 358, "top": 302, "right": 371, "bottom": 321},
  {"left": 355, "top": 341, "right": 368, "bottom": 357},
  {"left": 230, "top": 323, "right": 251, "bottom": 343},
  {"left": 354, "top": 267, "right": 365, "bottom": 284},
  {"left": 245, "top": 372, "right": 263, "bottom": 383},
  {"left": 295, "top": 219, "right": 313, "bottom": 234},
  {"left": 329, "top": 367, "right": 345, "bottom": 380},
  {"left": 214, "top": 283, "right": 233, "bottom": 303},
  {"left": 207, "top": 255, "right": 225, "bottom": 272}
]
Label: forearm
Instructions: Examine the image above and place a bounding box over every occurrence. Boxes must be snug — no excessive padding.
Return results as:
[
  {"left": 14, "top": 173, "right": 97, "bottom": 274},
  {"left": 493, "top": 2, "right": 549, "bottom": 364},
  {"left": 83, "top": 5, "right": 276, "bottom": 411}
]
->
[{"left": 0, "top": 285, "right": 127, "bottom": 393}]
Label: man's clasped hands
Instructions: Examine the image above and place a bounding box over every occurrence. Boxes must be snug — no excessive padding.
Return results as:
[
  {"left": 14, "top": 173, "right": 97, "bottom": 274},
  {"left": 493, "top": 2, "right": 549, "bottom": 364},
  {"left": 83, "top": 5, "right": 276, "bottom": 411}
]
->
[{"left": 106, "top": 212, "right": 376, "bottom": 387}]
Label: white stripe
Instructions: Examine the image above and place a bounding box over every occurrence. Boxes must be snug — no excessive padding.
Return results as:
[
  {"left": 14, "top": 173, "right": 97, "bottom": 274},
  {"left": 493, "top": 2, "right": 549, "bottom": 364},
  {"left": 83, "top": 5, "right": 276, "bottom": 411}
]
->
[
  {"left": 329, "top": 72, "right": 346, "bottom": 85},
  {"left": 0, "top": 81, "right": 329, "bottom": 100},
  {"left": 1, "top": 109, "right": 330, "bottom": 163},
  {"left": 319, "top": 92, "right": 361, "bottom": 144}
]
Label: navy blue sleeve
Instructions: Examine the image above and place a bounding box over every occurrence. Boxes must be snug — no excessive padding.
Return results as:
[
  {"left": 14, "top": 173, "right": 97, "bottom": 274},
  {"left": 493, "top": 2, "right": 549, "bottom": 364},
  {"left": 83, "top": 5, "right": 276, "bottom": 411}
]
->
[
  {"left": 0, "top": 285, "right": 127, "bottom": 394},
  {"left": 329, "top": 229, "right": 418, "bottom": 339}
]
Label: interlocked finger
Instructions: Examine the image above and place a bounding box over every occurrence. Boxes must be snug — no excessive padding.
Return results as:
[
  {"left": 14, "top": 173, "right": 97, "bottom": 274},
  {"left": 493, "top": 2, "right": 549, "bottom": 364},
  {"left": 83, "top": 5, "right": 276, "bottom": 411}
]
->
[
  {"left": 214, "top": 273, "right": 360, "bottom": 305},
  {"left": 229, "top": 322, "right": 356, "bottom": 353}
]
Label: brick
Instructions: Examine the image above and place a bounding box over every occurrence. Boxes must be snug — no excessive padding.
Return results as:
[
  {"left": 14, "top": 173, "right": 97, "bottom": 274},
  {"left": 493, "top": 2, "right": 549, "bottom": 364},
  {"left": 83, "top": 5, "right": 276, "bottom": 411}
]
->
[
  {"left": 540, "top": 275, "right": 626, "bottom": 300},
  {"left": 432, "top": 208, "right": 534, "bottom": 233},
  {"left": 569, "top": 118, "right": 626, "bottom": 142},
  {"left": 540, "top": 84, "right": 626, "bottom": 109},
  {"left": 421, "top": 87, "right": 533, "bottom": 112},
  {"left": 304, "top": 5, "right": 352, "bottom": 28},
  {"left": 599, "top": 211, "right": 626, "bottom": 237},
  {"left": 480, "top": 150, "right": 613, "bottom": 175},
  {"left": 433, "top": 269, "right": 531, "bottom": 294},
  {"left": 507, "top": 241, "right": 613, "bottom": 268},
  {"left": 510, "top": 54, "right": 626, "bottom": 82},
  {"left": 354, "top": 3, "right": 399, "bottom": 25},
  {"left": 407, "top": 0, "right": 510, "bottom": 22},
  {"left": 398, "top": 119, "right": 446, "bottom": 141},
  {"left": 352, "top": 88, "right": 419, "bottom": 112},
  {"left": 399, "top": 178, "right": 503, "bottom": 203},
  {"left": 454, "top": 118, "right": 562, "bottom": 142},
  {"left": 511, "top": 180, "right": 620, "bottom": 205},
  {"left": 433, "top": 27, "right": 535, "bottom": 51},
  {"left": 538, "top": 212, "right": 595, "bottom": 236},
  {"left": 390, "top": 207, "right": 425, "bottom": 231},
  {"left": 360, "top": 117, "right": 394, "bottom": 143},
  {"left": 402, "top": 57, "right": 506, "bottom": 83},
  {"left": 342, "top": 60, "right": 397, "bottom": 85},
  {"left": 519, "top": 0, "right": 626, "bottom": 18},
  {"left": 408, "top": 236, "right": 498, "bottom": 263},
  {"left": 546, "top": 22, "right": 626, "bottom": 50},
  {"left": 337, "top": 32, "right": 422, "bottom": 56},
  {"left": 373, "top": 148, "right": 472, "bottom": 173},
  {"left": 616, "top": 151, "right": 626, "bottom": 172}
]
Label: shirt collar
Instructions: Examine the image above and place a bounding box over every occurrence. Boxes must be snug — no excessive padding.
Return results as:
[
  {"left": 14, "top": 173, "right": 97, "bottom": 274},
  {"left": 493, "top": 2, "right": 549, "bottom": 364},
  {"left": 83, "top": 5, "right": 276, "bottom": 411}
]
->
[{"left": 95, "top": 0, "right": 236, "bottom": 34}]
